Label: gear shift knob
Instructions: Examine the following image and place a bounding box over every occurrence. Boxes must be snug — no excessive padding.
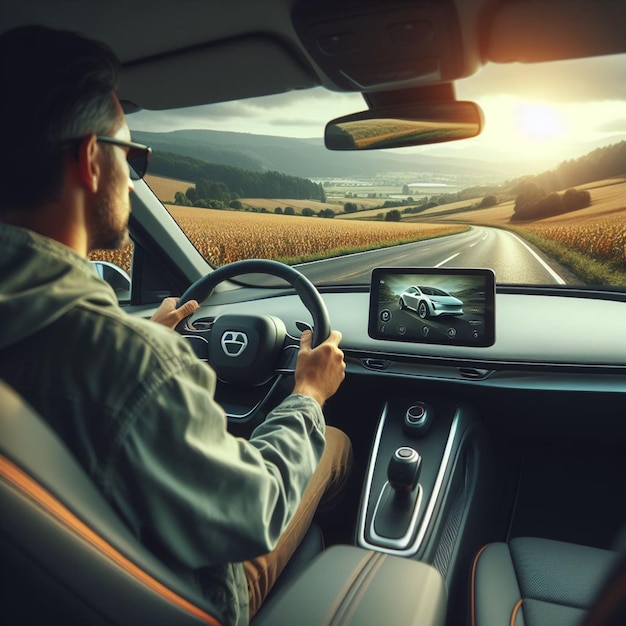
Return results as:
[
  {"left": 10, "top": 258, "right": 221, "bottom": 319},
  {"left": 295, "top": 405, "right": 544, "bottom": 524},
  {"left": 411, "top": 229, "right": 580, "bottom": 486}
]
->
[{"left": 387, "top": 446, "right": 421, "bottom": 493}]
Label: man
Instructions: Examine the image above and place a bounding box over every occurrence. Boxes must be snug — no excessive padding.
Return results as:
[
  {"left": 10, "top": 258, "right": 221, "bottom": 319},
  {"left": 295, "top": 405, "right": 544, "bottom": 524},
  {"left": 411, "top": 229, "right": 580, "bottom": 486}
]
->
[{"left": 0, "top": 25, "right": 351, "bottom": 625}]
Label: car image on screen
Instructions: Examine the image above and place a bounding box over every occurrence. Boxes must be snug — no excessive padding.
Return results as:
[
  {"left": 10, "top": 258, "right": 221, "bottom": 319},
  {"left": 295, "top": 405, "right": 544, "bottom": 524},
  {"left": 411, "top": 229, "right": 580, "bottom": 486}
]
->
[{"left": 398, "top": 285, "right": 464, "bottom": 319}]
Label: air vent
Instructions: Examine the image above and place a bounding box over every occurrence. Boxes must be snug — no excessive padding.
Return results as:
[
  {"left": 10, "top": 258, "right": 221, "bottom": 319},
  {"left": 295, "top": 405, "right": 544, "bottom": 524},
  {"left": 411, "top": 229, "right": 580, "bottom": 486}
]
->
[
  {"left": 458, "top": 367, "right": 492, "bottom": 380},
  {"left": 362, "top": 358, "right": 391, "bottom": 371}
]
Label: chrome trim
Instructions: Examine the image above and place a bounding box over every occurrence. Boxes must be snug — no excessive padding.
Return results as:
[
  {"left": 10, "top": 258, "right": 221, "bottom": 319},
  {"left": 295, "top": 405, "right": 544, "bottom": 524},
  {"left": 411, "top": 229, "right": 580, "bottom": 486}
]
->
[
  {"left": 357, "top": 402, "right": 389, "bottom": 548},
  {"left": 275, "top": 344, "right": 299, "bottom": 374},
  {"left": 181, "top": 334, "right": 209, "bottom": 359},
  {"left": 406, "top": 404, "right": 427, "bottom": 426},
  {"left": 357, "top": 407, "right": 462, "bottom": 557},
  {"left": 220, "top": 330, "right": 248, "bottom": 357}
]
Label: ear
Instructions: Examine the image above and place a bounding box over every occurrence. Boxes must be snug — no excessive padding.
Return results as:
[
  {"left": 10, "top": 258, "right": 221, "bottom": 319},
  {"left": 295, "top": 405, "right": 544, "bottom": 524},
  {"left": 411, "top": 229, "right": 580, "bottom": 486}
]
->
[{"left": 76, "top": 134, "right": 101, "bottom": 194}]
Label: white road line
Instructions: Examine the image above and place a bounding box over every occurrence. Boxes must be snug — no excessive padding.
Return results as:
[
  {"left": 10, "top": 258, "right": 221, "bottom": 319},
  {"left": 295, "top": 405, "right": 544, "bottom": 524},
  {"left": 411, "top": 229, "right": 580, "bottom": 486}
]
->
[
  {"left": 505, "top": 231, "right": 566, "bottom": 284},
  {"left": 435, "top": 253, "right": 460, "bottom": 267}
]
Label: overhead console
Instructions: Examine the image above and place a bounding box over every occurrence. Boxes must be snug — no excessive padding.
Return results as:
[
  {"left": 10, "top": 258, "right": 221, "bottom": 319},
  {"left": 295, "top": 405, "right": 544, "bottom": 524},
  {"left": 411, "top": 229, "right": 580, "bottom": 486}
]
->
[{"left": 292, "top": 0, "right": 465, "bottom": 90}]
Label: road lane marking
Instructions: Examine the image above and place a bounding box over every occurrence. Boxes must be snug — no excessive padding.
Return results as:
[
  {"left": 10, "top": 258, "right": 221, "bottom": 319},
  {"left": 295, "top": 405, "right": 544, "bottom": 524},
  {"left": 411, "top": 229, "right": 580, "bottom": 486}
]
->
[
  {"left": 435, "top": 253, "right": 460, "bottom": 267},
  {"left": 505, "top": 231, "right": 566, "bottom": 284}
]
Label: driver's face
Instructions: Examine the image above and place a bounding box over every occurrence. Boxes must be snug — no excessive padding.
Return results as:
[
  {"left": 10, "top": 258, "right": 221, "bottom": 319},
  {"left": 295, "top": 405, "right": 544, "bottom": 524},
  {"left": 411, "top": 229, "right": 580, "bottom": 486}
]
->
[{"left": 87, "top": 96, "right": 134, "bottom": 252}]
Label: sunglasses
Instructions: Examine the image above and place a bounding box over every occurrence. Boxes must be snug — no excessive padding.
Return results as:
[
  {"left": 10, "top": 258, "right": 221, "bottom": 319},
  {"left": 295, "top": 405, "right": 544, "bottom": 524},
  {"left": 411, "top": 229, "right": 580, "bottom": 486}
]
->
[
  {"left": 61, "top": 135, "right": 152, "bottom": 180},
  {"left": 96, "top": 136, "right": 152, "bottom": 180}
]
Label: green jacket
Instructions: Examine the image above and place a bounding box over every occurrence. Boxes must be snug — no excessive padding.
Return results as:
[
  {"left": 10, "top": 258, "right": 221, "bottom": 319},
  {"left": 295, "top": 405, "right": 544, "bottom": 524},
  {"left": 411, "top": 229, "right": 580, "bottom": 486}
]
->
[{"left": 0, "top": 223, "right": 326, "bottom": 625}]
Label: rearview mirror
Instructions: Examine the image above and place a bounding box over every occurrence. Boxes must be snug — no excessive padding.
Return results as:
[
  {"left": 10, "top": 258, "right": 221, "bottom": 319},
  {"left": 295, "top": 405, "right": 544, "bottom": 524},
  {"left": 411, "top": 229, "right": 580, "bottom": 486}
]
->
[{"left": 324, "top": 101, "right": 483, "bottom": 151}]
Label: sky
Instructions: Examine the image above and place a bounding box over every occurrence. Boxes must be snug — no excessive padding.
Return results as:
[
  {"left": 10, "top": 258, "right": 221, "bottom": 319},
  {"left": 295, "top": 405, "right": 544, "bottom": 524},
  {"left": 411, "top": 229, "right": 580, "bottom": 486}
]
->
[{"left": 129, "top": 53, "right": 625, "bottom": 175}]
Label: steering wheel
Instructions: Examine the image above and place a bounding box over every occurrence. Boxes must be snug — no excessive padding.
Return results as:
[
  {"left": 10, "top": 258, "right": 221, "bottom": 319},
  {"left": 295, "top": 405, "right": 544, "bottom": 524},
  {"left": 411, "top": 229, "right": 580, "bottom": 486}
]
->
[{"left": 176, "top": 259, "right": 330, "bottom": 387}]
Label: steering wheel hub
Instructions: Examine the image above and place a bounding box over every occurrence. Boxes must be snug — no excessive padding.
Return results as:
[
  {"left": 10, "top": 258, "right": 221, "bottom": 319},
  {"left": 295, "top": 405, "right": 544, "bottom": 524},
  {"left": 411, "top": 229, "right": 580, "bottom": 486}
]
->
[{"left": 210, "top": 314, "right": 287, "bottom": 385}]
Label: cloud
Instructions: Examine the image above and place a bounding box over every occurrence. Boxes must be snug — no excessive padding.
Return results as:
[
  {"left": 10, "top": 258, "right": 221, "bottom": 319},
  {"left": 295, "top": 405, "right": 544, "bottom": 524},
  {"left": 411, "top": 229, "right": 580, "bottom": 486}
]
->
[
  {"left": 130, "top": 88, "right": 364, "bottom": 136},
  {"left": 596, "top": 119, "right": 626, "bottom": 133},
  {"left": 457, "top": 53, "right": 626, "bottom": 103}
]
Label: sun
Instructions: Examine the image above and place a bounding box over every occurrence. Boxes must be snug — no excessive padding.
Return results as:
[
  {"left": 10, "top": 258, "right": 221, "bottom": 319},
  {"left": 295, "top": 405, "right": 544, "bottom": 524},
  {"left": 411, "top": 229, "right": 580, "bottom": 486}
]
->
[{"left": 517, "top": 102, "right": 564, "bottom": 141}]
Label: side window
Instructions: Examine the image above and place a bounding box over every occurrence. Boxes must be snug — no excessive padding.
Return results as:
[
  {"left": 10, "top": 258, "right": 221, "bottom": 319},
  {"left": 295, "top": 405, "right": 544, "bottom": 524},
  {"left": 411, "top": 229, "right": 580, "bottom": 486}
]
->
[{"left": 89, "top": 243, "right": 133, "bottom": 304}]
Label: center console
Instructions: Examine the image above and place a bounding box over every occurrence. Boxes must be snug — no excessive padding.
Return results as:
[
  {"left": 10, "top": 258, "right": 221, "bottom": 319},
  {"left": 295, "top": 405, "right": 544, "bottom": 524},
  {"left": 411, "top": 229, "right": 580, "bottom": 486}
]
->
[{"left": 356, "top": 395, "right": 494, "bottom": 592}]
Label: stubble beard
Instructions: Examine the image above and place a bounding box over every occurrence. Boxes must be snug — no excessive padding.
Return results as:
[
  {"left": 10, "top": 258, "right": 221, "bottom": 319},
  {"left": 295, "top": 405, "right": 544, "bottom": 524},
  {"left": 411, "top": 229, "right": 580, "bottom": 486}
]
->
[{"left": 88, "top": 187, "right": 130, "bottom": 251}]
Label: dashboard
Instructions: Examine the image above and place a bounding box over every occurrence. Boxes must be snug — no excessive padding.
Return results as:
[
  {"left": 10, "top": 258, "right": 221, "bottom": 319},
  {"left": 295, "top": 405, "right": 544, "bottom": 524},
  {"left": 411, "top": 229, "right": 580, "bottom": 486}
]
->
[{"left": 183, "top": 285, "right": 626, "bottom": 372}]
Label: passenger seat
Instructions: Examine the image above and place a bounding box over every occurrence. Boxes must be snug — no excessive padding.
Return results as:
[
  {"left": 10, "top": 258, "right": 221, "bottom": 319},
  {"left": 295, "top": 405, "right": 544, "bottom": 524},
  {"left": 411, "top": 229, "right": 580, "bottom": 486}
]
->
[{"left": 472, "top": 536, "right": 625, "bottom": 626}]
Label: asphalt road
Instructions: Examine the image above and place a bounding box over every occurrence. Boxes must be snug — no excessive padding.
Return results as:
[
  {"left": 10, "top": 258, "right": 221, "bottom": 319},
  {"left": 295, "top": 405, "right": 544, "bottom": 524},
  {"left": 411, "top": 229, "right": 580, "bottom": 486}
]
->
[{"left": 296, "top": 226, "right": 566, "bottom": 285}]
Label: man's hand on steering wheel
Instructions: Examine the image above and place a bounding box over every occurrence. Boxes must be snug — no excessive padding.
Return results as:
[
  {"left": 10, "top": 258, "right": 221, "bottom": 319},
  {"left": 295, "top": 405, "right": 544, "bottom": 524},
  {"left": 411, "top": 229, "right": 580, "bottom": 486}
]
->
[
  {"left": 293, "top": 330, "right": 345, "bottom": 408},
  {"left": 151, "top": 297, "right": 200, "bottom": 329}
]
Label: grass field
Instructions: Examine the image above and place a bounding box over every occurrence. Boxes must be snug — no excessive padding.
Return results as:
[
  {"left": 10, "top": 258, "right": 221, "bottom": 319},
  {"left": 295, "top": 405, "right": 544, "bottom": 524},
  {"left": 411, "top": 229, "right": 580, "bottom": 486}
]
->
[{"left": 144, "top": 174, "right": 193, "bottom": 202}]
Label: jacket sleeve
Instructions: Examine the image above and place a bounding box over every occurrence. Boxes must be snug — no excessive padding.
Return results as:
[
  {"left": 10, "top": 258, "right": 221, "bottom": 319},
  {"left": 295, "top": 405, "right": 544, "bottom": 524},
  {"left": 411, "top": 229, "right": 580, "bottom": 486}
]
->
[{"left": 104, "top": 350, "right": 326, "bottom": 570}]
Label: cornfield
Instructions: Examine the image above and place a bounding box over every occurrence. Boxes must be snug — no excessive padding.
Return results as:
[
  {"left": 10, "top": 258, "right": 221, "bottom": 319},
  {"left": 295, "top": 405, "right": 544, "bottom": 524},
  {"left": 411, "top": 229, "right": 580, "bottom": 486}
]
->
[
  {"left": 166, "top": 206, "right": 464, "bottom": 266},
  {"left": 88, "top": 242, "right": 133, "bottom": 273},
  {"left": 519, "top": 214, "right": 626, "bottom": 264},
  {"left": 90, "top": 206, "right": 464, "bottom": 272}
]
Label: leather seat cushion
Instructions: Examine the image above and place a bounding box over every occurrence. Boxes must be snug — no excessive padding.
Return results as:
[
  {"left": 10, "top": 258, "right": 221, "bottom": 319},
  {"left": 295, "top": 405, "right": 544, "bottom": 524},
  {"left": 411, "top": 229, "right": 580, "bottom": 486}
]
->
[{"left": 473, "top": 537, "right": 616, "bottom": 626}]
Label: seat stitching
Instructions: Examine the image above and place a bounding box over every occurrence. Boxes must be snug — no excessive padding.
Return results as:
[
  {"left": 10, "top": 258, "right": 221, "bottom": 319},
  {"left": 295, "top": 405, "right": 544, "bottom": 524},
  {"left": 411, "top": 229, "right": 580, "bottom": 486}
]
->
[{"left": 326, "top": 551, "right": 386, "bottom": 626}]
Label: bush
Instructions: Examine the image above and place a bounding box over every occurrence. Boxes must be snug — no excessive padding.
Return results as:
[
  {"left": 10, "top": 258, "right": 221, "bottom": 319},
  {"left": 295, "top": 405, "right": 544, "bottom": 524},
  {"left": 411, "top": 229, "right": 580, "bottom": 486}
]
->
[
  {"left": 479, "top": 194, "right": 498, "bottom": 208},
  {"left": 302, "top": 207, "right": 315, "bottom": 217},
  {"left": 513, "top": 181, "right": 546, "bottom": 218},
  {"left": 193, "top": 199, "right": 211, "bottom": 208},
  {"left": 185, "top": 187, "right": 199, "bottom": 203},
  {"left": 385, "top": 209, "right": 402, "bottom": 222},
  {"left": 174, "top": 191, "right": 191, "bottom": 206},
  {"left": 284, "top": 206, "right": 295, "bottom": 215},
  {"left": 562, "top": 188, "right": 591, "bottom": 211},
  {"left": 535, "top": 192, "right": 563, "bottom": 216},
  {"left": 318, "top": 208, "right": 335, "bottom": 218},
  {"left": 512, "top": 184, "right": 591, "bottom": 221}
]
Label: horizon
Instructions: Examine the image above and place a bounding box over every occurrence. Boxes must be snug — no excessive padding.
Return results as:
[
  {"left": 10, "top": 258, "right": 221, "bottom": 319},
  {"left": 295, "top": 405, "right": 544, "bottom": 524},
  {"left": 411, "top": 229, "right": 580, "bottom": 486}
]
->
[
  {"left": 132, "top": 123, "right": 624, "bottom": 188},
  {"left": 129, "top": 52, "right": 625, "bottom": 182}
]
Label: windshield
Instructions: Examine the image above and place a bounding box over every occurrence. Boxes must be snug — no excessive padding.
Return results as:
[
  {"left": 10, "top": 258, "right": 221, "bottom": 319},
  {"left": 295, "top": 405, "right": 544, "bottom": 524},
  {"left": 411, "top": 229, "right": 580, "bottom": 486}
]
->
[{"left": 127, "top": 53, "right": 626, "bottom": 292}]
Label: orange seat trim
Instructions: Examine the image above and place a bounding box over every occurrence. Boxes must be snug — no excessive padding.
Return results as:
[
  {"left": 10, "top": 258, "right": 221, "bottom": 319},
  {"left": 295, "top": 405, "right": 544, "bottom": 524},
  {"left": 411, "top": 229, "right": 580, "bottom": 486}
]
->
[
  {"left": 0, "top": 455, "right": 222, "bottom": 626},
  {"left": 470, "top": 543, "right": 489, "bottom": 626},
  {"left": 510, "top": 598, "right": 523, "bottom": 626}
]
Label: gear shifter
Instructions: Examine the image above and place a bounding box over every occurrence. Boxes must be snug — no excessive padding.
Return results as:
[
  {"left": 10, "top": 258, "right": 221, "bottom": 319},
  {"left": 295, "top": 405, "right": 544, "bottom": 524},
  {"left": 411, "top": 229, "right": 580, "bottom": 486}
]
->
[
  {"left": 372, "top": 447, "right": 423, "bottom": 543},
  {"left": 387, "top": 447, "right": 421, "bottom": 493}
]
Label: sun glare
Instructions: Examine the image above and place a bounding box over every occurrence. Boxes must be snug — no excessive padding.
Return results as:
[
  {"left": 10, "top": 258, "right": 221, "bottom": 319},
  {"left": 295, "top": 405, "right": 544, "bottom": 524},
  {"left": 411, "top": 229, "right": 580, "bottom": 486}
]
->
[{"left": 517, "top": 102, "right": 564, "bottom": 141}]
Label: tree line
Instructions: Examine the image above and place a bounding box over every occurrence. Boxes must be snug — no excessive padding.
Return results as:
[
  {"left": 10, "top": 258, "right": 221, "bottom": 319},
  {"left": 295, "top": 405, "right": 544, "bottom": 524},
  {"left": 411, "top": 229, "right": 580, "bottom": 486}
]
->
[
  {"left": 149, "top": 151, "right": 326, "bottom": 205},
  {"left": 523, "top": 140, "right": 626, "bottom": 193}
]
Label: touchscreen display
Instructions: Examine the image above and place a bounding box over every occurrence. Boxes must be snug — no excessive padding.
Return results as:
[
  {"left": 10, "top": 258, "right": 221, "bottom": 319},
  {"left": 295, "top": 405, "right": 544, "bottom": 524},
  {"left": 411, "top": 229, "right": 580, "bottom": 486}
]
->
[{"left": 368, "top": 268, "right": 495, "bottom": 347}]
